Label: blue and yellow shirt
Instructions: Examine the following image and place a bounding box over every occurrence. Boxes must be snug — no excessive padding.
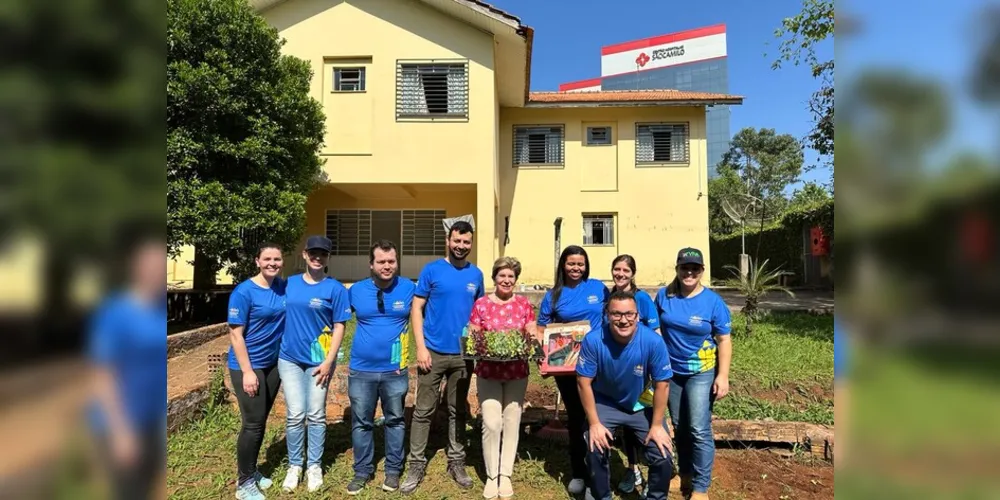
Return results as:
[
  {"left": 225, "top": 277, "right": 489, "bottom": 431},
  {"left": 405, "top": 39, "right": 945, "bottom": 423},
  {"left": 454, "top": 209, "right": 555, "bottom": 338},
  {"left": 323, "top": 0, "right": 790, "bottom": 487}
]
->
[{"left": 655, "top": 286, "right": 731, "bottom": 377}]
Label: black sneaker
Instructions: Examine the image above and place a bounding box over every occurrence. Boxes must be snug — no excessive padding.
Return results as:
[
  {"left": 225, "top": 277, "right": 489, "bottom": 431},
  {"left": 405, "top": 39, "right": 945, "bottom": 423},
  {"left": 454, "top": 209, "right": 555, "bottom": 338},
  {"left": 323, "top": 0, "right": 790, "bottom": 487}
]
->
[
  {"left": 346, "top": 475, "right": 371, "bottom": 496},
  {"left": 447, "top": 460, "right": 473, "bottom": 489},
  {"left": 382, "top": 473, "right": 401, "bottom": 492},
  {"left": 399, "top": 462, "right": 426, "bottom": 495}
]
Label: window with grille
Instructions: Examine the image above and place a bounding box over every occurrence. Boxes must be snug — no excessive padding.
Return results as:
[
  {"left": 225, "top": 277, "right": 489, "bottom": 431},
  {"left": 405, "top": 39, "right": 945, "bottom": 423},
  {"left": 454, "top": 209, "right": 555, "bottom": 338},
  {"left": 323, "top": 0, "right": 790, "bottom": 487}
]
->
[
  {"left": 402, "top": 210, "right": 446, "bottom": 256},
  {"left": 513, "top": 125, "right": 564, "bottom": 166},
  {"left": 326, "top": 210, "right": 372, "bottom": 256},
  {"left": 333, "top": 67, "right": 365, "bottom": 92},
  {"left": 636, "top": 123, "right": 689, "bottom": 164},
  {"left": 326, "top": 209, "right": 446, "bottom": 256},
  {"left": 396, "top": 61, "right": 469, "bottom": 118},
  {"left": 582, "top": 215, "right": 615, "bottom": 246},
  {"left": 586, "top": 126, "right": 612, "bottom": 146}
]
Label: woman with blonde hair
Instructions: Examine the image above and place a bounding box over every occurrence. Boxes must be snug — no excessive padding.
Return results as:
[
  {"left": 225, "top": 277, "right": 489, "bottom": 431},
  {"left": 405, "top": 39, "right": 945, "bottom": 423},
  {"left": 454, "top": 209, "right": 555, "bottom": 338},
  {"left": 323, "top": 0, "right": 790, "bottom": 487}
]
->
[{"left": 468, "top": 256, "right": 540, "bottom": 499}]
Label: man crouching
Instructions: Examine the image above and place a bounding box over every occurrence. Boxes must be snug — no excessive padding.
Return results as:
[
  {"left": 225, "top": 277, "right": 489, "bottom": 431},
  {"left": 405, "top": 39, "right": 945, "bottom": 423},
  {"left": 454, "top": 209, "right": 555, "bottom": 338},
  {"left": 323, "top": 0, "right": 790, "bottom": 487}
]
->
[{"left": 577, "top": 290, "right": 675, "bottom": 500}]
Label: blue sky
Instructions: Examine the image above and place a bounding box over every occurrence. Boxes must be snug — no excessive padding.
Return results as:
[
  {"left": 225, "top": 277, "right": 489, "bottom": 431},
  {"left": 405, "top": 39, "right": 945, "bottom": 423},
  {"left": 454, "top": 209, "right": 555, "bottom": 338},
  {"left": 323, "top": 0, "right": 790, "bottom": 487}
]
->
[{"left": 488, "top": 0, "right": 835, "bottom": 188}]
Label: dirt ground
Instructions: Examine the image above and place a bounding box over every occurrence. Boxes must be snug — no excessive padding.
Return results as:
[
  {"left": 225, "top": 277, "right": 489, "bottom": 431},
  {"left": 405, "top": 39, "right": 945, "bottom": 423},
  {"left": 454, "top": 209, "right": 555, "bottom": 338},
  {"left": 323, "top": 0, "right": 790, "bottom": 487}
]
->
[{"left": 713, "top": 449, "right": 833, "bottom": 500}]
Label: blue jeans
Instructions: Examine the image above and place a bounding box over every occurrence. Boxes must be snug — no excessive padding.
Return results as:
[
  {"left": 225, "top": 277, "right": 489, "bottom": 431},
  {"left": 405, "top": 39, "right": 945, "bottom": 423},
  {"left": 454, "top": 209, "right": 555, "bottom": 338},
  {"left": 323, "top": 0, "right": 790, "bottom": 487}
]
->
[
  {"left": 584, "top": 402, "right": 674, "bottom": 500},
  {"left": 668, "top": 369, "right": 716, "bottom": 493},
  {"left": 348, "top": 369, "right": 409, "bottom": 477},
  {"left": 277, "top": 358, "right": 329, "bottom": 468}
]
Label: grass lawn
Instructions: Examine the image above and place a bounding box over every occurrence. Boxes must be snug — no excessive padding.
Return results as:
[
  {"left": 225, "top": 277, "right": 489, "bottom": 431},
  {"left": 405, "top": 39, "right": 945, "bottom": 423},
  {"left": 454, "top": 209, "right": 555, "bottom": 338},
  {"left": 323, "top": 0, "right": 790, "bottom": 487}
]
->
[{"left": 166, "top": 312, "right": 833, "bottom": 499}]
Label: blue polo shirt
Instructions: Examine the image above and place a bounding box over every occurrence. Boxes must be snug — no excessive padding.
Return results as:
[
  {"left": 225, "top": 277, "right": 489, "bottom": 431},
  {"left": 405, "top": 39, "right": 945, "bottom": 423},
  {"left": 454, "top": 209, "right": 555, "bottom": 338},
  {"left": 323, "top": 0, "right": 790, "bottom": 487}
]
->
[
  {"left": 538, "top": 278, "right": 609, "bottom": 333},
  {"left": 87, "top": 292, "right": 167, "bottom": 431},
  {"left": 279, "top": 274, "right": 351, "bottom": 366},
  {"left": 349, "top": 277, "right": 416, "bottom": 372},
  {"left": 227, "top": 278, "right": 287, "bottom": 370},
  {"left": 414, "top": 259, "right": 484, "bottom": 354},
  {"left": 655, "top": 287, "right": 731, "bottom": 376},
  {"left": 576, "top": 324, "right": 672, "bottom": 411}
]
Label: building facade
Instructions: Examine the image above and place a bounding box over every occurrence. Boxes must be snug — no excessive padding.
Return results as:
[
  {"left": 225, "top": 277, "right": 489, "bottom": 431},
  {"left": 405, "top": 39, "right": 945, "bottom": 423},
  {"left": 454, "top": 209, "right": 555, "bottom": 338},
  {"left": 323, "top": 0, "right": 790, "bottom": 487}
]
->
[
  {"left": 168, "top": 0, "right": 742, "bottom": 287},
  {"left": 560, "top": 24, "right": 730, "bottom": 177}
]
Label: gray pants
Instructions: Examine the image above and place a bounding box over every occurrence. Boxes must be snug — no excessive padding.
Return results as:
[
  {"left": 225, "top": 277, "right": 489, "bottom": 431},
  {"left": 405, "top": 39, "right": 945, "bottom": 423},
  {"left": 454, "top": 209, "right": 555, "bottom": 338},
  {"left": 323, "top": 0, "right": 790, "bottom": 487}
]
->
[{"left": 406, "top": 349, "right": 474, "bottom": 464}]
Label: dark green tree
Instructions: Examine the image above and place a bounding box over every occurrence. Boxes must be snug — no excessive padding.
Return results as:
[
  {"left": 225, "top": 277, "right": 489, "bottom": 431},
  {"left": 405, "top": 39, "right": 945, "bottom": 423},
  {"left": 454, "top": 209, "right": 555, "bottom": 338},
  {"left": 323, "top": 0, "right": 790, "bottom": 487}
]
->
[
  {"left": 718, "top": 127, "right": 804, "bottom": 261},
  {"left": 707, "top": 168, "right": 744, "bottom": 236},
  {"left": 168, "top": 0, "right": 326, "bottom": 286},
  {"left": 788, "top": 182, "right": 832, "bottom": 211}
]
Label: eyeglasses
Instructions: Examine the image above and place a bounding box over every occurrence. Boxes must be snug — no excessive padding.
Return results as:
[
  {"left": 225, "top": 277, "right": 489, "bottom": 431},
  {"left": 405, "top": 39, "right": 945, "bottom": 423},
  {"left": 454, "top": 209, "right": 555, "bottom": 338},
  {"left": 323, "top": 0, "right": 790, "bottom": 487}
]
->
[
  {"left": 679, "top": 265, "right": 703, "bottom": 274},
  {"left": 377, "top": 288, "right": 385, "bottom": 313},
  {"left": 608, "top": 311, "right": 638, "bottom": 321}
]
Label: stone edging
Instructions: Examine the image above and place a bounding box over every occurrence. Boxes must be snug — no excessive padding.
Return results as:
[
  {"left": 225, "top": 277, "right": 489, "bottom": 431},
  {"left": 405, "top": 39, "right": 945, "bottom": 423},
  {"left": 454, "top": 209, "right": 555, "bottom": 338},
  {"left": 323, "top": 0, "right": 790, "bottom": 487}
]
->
[{"left": 168, "top": 323, "right": 228, "bottom": 358}]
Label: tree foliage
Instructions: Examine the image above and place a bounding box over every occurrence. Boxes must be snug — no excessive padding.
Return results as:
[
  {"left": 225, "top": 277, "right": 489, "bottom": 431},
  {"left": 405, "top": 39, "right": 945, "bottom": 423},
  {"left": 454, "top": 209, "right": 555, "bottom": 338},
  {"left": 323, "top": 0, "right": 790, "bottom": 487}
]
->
[
  {"left": 789, "top": 182, "right": 831, "bottom": 211},
  {"left": 167, "top": 0, "right": 326, "bottom": 285},
  {"left": 717, "top": 127, "right": 804, "bottom": 260},
  {"left": 707, "top": 168, "right": 744, "bottom": 236},
  {"left": 773, "top": 0, "right": 834, "bottom": 164}
]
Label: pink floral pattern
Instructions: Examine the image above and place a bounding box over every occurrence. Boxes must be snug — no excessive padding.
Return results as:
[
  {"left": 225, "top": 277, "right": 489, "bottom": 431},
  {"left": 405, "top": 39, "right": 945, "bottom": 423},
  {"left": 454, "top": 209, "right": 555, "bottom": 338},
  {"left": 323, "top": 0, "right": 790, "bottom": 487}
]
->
[{"left": 468, "top": 294, "right": 536, "bottom": 381}]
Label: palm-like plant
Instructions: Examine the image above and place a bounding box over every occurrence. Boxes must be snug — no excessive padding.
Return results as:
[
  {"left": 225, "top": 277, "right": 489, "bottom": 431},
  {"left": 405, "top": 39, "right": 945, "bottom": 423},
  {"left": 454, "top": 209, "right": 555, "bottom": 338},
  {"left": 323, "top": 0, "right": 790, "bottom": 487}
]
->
[{"left": 723, "top": 258, "right": 795, "bottom": 334}]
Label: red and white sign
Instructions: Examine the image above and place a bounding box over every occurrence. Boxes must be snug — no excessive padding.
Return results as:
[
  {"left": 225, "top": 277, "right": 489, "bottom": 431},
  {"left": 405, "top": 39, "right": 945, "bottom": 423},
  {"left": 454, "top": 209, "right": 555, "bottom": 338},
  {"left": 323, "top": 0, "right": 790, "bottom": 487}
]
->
[
  {"left": 558, "top": 77, "right": 602, "bottom": 93},
  {"left": 600, "top": 24, "right": 727, "bottom": 78}
]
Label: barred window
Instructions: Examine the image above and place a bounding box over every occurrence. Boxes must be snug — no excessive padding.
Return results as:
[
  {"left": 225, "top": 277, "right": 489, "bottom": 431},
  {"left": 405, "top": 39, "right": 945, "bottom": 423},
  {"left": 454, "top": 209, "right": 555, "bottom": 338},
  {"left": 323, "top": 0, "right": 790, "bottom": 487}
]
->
[
  {"left": 513, "top": 125, "right": 564, "bottom": 166},
  {"left": 396, "top": 61, "right": 469, "bottom": 118},
  {"left": 402, "top": 210, "right": 446, "bottom": 256},
  {"left": 325, "top": 210, "right": 372, "bottom": 256},
  {"left": 326, "top": 209, "right": 446, "bottom": 256},
  {"left": 582, "top": 214, "right": 615, "bottom": 246},
  {"left": 636, "top": 123, "right": 689, "bottom": 164}
]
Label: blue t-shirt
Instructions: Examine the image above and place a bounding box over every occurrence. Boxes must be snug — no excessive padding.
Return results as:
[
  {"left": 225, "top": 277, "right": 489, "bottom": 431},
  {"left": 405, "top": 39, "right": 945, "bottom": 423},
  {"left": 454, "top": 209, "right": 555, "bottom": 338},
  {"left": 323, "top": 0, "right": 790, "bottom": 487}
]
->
[
  {"left": 538, "top": 278, "right": 609, "bottom": 333},
  {"left": 655, "top": 287, "right": 732, "bottom": 376},
  {"left": 349, "top": 277, "right": 416, "bottom": 372},
  {"left": 415, "top": 259, "right": 485, "bottom": 355},
  {"left": 87, "top": 292, "right": 167, "bottom": 431},
  {"left": 576, "top": 324, "right": 672, "bottom": 411},
  {"left": 279, "top": 274, "right": 351, "bottom": 366},
  {"left": 227, "top": 277, "right": 287, "bottom": 370}
]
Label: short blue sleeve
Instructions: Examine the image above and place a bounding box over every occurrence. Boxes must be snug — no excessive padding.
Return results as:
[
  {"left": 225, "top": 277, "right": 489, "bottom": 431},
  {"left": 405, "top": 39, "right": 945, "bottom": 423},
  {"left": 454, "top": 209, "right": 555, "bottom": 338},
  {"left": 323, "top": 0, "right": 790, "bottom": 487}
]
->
[
  {"left": 637, "top": 291, "right": 660, "bottom": 330},
  {"left": 87, "top": 304, "right": 119, "bottom": 364},
  {"left": 415, "top": 265, "right": 434, "bottom": 299},
  {"left": 331, "top": 282, "right": 352, "bottom": 323},
  {"left": 538, "top": 291, "right": 554, "bottom": 326},
  {"left": 228, "top": 287, "right": 251, "bottom": 327},
  {"left": 648, "top": 338, "right": 672, "bottom": 381},
  {"left": 711, "top": 294, "right": 732, "bottom": 336},
  {"left": 575, "top": 335, "right": 598, "bottom": 378},
  {"left": 476, "top": 273, "right": 486, "bottom": 300}
]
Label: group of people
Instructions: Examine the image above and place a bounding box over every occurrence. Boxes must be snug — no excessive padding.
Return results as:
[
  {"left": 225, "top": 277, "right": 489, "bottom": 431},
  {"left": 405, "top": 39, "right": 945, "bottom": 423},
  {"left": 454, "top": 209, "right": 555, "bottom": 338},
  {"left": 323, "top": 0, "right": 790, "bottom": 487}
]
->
[{"left": 226, "top": 220, "right": 733, "bottom": 500}]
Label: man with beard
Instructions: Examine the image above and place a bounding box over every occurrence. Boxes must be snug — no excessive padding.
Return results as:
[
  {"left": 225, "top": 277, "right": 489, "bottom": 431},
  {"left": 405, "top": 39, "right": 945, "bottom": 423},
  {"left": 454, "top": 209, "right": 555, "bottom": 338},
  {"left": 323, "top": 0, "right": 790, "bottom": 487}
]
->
[
  {"left": 577, "top": 290, "right": 675, "bottom": 500},
  {"left": 400, "top": 221, "right": 484, "bottom": 494}
]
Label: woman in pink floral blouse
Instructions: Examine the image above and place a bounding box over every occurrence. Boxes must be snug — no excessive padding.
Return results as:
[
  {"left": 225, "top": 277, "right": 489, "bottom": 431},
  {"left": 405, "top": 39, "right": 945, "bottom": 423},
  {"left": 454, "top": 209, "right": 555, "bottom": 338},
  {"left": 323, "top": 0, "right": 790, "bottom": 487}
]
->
[{"left": 468, "top": 256, "right": 540, "bottom": 499}]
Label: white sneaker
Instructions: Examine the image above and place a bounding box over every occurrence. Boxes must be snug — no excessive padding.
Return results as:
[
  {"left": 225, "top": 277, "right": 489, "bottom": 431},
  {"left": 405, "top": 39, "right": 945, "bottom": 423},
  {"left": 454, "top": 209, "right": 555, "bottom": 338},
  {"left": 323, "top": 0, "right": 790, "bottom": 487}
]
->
[
  {"left": 282, "top": 466, "right": 301, "bottom": 492},
  {"left": 568, "top": 478, "right": 586, "bottom": 495},
  {"left": 306, "top": 465, "right": 323, "bottom": 492}
]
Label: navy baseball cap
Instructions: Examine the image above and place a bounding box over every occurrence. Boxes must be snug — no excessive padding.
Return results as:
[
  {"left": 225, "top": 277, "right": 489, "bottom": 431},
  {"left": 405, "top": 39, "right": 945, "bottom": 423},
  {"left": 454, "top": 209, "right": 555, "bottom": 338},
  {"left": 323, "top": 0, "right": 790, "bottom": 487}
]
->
[
  {"left": 305, "top": 235, "right": 332, "bottom": 253},
  {"left": 676, "top": 247, "right": 704, "bottom": 266}
]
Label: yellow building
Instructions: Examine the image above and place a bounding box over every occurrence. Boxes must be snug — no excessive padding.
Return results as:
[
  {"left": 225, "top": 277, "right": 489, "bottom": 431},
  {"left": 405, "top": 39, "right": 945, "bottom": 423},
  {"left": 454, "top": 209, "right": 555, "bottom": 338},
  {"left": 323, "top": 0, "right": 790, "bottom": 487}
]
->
[{"left": 169, "top": 0, "right": 742, "bottom": 288}]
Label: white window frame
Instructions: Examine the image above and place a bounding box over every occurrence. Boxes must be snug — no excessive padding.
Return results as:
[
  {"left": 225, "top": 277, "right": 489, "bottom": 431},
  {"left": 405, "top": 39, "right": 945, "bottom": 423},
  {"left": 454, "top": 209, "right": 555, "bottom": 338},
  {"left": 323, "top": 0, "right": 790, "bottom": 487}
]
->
[
  {"left": 635, "top": 122, "right": 690, "bottom": 165},
  {"left": 582, "top": 214, "right": 615, "bottom": 246},
  {"left": 513, "top": 125, "right": 565, "bottom": 167},
  {"left": 333, "top": 67, "right": 366, "bottom": 92},
  {"left": 395, "top": 60, "right": 469, "bottom": 119}
]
